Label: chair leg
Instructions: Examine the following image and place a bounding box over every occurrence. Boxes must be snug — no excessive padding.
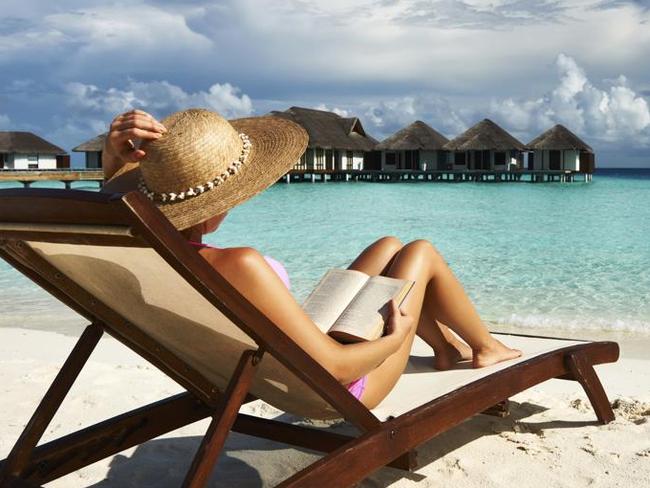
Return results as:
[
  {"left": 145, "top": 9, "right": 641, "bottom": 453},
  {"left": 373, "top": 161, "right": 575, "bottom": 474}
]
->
[
  {"left": 182, "top": 349, "right": 263, "bottom": 488},
  {"left": 566, "top": 352, "right": 615, "bottom": 424},
  {"left": 0, "top": 324, "right": 103, "bottom": 483},
  {"left": 481, "top": 400, "right": 510, "bottom": 418}
]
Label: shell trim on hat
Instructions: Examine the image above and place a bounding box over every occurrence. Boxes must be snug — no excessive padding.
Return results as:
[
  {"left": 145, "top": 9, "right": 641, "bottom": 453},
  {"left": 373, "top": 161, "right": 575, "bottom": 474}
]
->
[{"left": 137, "top": 132, "right": 252, "bottom": 203}]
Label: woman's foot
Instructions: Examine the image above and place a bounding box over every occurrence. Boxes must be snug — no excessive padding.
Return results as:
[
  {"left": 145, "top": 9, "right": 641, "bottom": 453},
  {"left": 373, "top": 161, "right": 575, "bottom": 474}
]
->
[
  {"left": 433, "top": 339, "right": 473, "bottom": 370},
  {"left": 473, "top": 339, "right": 522, "bottom": 368}
]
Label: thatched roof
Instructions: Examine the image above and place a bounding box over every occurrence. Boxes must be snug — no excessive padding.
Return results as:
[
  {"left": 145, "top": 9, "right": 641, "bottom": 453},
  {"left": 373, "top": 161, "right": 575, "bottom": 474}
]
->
[
  {"left": 375, "top": 121, "right": 449, "bottom": 151},
  {"left": 73, "top": 133, "right": 106, "bottom": 152},
  {"left": 269, "top": 107, "right": 376, "bottom": 151},
  {"left": 0, "top": 131, "right": 67, "bottom": 155},
  {"left": 443, "top": 119, "right": 525, "bottom": 151},
  {"left": 527, "top": 124, "right": 593, "bottom": 152}
]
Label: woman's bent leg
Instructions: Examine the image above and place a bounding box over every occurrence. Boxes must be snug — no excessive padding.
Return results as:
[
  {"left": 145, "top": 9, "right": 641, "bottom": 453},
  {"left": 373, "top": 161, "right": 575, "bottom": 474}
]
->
[
  {"left": 417, "top": 307, "right": 472, "bottom": 370},
  {"left": 347, "top": 236, "right": 403, "bottom": 276},
  {"left": 362, "top": 240, "right": 521, "bottom": 408},
  {"left": 348, "top": 236, "right": 470, "bottom": 367},
  {"left": 406, "top": 241, "right": 520, "bottom": 367}
]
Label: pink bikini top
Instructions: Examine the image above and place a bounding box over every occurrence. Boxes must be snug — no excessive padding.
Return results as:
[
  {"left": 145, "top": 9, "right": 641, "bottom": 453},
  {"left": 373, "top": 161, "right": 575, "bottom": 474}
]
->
[{"left": 189, "top": 241, "right": 291, "bottom": 290}]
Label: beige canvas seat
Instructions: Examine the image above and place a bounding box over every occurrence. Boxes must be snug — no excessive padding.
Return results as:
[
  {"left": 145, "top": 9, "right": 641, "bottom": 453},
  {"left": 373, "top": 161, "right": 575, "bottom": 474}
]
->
[{"left": 0, "top": 188, "right": 619, "bottom": 487}]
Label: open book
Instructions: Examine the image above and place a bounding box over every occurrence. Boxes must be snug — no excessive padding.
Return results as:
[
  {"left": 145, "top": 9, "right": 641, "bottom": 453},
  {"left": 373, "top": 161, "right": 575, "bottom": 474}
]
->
[{"left": 303, "top": 269, "right": 414, "bottom": 343}]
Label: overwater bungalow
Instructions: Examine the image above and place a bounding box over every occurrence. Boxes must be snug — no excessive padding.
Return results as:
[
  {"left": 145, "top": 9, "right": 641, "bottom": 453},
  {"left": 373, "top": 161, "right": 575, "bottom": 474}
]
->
[
  {"left": 270, "top": 106, "right": 377, "bottom": 171},
  {"left": 443, "top": 119, "right": 525, "bottom": 171},
  {"left": 0, "top": 131, "right": 69, "bottom": 170},
  {"left": 375, "top": 121, "right": 449, "bottom": 171},
  {"left": 72, "top": 133, "right": 106, "bottom": 169},
  {"left": 526, "top": 124, "right": 595, "bottom": 173}
]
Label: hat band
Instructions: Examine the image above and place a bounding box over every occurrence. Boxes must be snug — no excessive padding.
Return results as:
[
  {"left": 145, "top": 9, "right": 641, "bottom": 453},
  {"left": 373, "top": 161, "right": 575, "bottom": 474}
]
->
[{"left": 138, "top": 132, "right": 252, "bottom": 203}]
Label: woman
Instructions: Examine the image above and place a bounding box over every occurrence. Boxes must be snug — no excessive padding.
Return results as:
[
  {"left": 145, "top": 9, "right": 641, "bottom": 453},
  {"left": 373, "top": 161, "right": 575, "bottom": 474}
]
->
[{"left": 102, "top": 108, "right": 521, "bottom": 409}]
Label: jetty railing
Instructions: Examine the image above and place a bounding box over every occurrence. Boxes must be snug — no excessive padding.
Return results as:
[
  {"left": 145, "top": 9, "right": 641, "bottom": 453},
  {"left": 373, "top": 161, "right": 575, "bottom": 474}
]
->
[{"left": 285, "top": 169, "right": 593, "bottom": 183}]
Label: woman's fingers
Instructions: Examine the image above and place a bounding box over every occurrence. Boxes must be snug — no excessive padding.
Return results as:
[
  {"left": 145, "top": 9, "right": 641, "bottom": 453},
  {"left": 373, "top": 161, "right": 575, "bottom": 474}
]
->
[
  {"left": 111, "top": 123, "right": 165, "bottom": 139},
  {"left": 110, "top": 110, "right": 165, "bottom": 131},
  {"left": 112, "top": 109, "right": 155, "bottom": 123},
  {"left": 111, "top": 115, "right": 166, "bottom": 133}
]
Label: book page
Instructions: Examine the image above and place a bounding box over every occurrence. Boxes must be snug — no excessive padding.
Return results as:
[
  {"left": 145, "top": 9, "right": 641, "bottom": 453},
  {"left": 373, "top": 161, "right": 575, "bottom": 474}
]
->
[
  {"left": 302, "top": 269, "right": 369, "bottom": 333},
  {"left": 329, "top": 275, "right": 412, "bottom": 342}
]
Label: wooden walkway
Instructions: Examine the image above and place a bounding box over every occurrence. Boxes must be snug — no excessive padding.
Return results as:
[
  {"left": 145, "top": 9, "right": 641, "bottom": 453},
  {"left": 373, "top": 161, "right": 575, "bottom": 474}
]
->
[
  {"left": 286, "top": 169, "right": 593, "bottom": 183},
  {"left": 0, "top": 170, "right": 104, "bottom": 188}
]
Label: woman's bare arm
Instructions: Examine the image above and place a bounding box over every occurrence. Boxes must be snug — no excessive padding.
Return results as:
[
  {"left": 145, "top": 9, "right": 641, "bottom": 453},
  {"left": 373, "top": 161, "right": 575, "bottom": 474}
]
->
[{"left": 202, "top": 246, "right": 414, "bottom": 384}]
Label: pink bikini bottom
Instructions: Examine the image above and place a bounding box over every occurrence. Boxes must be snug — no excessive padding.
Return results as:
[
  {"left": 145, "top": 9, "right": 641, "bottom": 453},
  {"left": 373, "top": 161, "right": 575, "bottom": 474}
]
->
[{"left": 346, "top": 375, "right": 367, "bottom": 400}]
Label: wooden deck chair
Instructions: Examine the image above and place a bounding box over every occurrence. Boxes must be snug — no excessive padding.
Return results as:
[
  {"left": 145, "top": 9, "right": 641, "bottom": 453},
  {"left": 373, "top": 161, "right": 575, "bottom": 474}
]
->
[{"left": 0, "top": 188, "right": 619, "bottom": 488}]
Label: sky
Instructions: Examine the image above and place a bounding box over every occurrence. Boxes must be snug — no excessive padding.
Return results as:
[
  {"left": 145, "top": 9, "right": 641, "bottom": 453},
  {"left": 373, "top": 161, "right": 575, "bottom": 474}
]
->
[{"left": 1, "top": 0, "right": 649, "bottom": 167}]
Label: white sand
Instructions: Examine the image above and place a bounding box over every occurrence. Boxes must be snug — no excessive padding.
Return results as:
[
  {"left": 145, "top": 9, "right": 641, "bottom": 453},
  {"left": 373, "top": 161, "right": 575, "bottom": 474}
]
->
[{"left": 1, "top": 327, "right": 649, "bottom": 487}]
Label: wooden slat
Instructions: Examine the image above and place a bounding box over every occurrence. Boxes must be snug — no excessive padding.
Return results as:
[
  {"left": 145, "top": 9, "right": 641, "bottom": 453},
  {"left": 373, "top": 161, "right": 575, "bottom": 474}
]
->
[{"left": 0, "top": 223, "right": 133, "bottom": 236}]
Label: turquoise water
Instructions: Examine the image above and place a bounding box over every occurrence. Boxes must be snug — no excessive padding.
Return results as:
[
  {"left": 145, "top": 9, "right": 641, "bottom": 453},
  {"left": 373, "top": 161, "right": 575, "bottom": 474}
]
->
[{"left": 1, "top": 170, "right": 649, "bottom": 335}]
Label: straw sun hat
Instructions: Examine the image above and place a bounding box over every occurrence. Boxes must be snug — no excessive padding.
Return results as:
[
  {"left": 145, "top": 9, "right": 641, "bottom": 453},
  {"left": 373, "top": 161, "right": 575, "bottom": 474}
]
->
[{"left": 103, "top": 108, "right": 308, "bottom": 230}]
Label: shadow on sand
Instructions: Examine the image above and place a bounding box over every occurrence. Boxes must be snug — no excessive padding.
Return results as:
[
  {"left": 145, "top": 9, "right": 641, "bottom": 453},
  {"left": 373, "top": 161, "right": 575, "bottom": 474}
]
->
[{"left": 87, "top": 400, "right": 600, "bottom": 487}]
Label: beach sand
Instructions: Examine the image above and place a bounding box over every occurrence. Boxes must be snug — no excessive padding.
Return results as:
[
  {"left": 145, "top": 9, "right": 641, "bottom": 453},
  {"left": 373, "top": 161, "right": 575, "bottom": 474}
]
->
[{"left": 1, "top": 327, "right": 648, "bottom": 487}]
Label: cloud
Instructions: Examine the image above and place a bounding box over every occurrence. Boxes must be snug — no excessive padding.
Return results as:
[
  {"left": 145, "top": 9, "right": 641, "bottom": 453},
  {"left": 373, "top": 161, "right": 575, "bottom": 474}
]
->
[
  {"left": 313, "top": 104, "right": 351, "bottom": 117},
  {"left": 489, "top": 54, "right": 650, "bottom": 145},
  {"left": 0, "top": 113, "right": 10, "bottom": 129},
  {"left": 295, "top": 95, "right": 467, "bottom": 140},
  {"left": 65, "top": 80, "right": 254, "bottom": 119},
  {"left": 595, "top": 1, "right": 650, "bottom": 11},
  {"left": 361, "top": 96, "right": 467, "bottom": 139},
  {"left": 388, "top": 0, "right": 570, "bottom": 29},
  {"left": 1, "top": 1, "right": 649, "bottom": 165},
  {"left": 0, "top": 3, "right": 212, "bottom": 82}
]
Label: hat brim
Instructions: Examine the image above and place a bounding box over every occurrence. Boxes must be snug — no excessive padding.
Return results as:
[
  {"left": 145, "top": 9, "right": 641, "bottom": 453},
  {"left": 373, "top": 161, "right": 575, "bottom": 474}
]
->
[{"left": 102, "top": 116, "right": 307, "bottom": 230}]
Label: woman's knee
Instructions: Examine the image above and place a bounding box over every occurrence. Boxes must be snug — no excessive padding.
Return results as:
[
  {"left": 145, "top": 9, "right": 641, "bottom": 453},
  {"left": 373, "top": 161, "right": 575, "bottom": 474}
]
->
[
  {"left": 404, "top": 239, "right": 445, "bottom": 262},
  {"left": 375, "top": 235, "right": 403, "bottom": 253}
]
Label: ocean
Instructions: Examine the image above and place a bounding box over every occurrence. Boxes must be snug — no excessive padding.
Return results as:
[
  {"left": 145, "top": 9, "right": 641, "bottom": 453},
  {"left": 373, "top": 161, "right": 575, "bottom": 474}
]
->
[{"left": 1, "top": 169, "right": 649, "bottom": 336}]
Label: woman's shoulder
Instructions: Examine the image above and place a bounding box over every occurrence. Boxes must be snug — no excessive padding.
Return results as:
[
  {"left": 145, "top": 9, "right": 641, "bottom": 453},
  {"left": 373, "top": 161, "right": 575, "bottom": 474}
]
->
[{"left": 194, "top": 244, "right": 291, "bottom": 290}]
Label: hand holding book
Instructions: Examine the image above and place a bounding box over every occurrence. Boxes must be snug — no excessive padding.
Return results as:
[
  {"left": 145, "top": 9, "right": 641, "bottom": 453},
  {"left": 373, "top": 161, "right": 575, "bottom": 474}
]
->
[
  {"left": 302, "top": 269, "right": 414, "bottom": 343},
  {"left": 384, "top": 299, "right": 415, "bottom": 342}
]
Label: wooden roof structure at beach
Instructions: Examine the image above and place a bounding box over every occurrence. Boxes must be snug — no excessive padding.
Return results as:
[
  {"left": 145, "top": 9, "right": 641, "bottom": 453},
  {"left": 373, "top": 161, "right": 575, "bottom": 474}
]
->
[
  {"left": 375, "top": 121, "right": 449, "bottom": 151},
  {"left": 527, "top": 124, "right": 593, "bottom": 153},
  {"left": 0, "top": 132, "right": 67, "bottom": 155},
  {"left": 270, "top": 106, "right": 377, "bottom": 151},
  {"left": 72, "top": 133, "right": 106, "bottom": 152},
  {"left": 443, "top": 119, "right": 525, "bottom": 151}
]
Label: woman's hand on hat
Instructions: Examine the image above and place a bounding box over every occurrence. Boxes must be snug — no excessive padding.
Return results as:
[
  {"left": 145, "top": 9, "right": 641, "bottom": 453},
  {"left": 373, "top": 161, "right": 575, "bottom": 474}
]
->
[{"left": 105, "top": 109, "right": 167, "bottom": 163}]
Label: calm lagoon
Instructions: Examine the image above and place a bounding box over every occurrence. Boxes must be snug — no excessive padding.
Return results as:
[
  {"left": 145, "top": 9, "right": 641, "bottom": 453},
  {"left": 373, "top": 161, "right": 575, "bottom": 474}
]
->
[{"left": 1, "top": 169, "right": 649, "bottom": 336}]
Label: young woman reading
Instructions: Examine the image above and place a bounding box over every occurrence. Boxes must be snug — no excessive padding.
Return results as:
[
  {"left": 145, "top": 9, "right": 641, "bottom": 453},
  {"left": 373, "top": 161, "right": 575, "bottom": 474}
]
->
[{"left": 102, "top": 108, "right": 521, "bottom": 409}]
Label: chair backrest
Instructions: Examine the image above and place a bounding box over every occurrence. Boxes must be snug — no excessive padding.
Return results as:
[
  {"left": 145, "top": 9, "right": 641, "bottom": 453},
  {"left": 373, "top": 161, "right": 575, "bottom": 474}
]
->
[
  {"left": 0, "top": 189, "right": 377, "bottom": 425},
  {"left": 28, "top": 240, "right": 337, "bottom": 418}
]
